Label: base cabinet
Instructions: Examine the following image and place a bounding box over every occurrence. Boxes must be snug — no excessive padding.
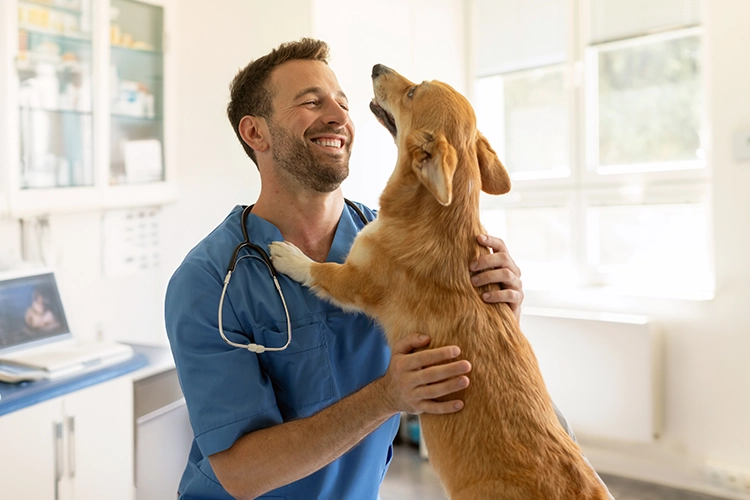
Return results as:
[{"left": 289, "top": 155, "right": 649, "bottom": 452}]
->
[{"left": 0, "top": 376, "right": 134, "bottom": 500}]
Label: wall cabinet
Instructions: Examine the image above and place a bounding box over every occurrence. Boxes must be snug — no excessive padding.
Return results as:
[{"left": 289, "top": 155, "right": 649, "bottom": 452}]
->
[
  {"left": 0, "top": 376, "right": 134, "bottom": 500},
  {"left": 0, "top": 0, "right": 176, "bottom": 217}
]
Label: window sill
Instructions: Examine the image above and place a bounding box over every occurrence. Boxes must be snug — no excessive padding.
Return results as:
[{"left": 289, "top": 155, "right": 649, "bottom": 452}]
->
[{"left": 524, "top": 283, "right": 715, "bottom": 304}]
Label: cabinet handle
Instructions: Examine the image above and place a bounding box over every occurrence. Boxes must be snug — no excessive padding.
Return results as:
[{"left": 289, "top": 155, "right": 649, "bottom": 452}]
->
[
  {"left": 67, "top": 415, "right": 76, "bottom": 479},
  {"left": 54, "top": 421, "right": 64, "bottom": 500}
]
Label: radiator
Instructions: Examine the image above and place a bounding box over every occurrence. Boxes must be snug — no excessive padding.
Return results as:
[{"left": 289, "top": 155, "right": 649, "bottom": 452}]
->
[{"left": 520, "top": 307, "right": 662, "bottom": 443}]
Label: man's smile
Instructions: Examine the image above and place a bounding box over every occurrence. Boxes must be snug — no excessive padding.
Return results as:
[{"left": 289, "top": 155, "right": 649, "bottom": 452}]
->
[{"left": 309, "top": 135, "right": 347, "bottom": 151}]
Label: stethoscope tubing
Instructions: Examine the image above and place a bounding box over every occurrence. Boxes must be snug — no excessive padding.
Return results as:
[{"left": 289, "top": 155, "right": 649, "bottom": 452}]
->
[
  {"left": 218, "top": 200, "right": 368, "bottom": 354},
  {"left": 219, "top": 254, "right": 292, "bottom": 353}
]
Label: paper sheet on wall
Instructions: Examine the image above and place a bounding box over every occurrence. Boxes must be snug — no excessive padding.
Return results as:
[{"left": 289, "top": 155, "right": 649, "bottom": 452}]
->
[{"left": 102, "top": 208, "right": 161, "bottom": 278}]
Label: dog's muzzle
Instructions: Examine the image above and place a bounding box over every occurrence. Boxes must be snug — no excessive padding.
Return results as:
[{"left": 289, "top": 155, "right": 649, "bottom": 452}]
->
[
  {"left": 371, "top": 64, "right": 398, "bottom": 137},
  {"left": 372, "top": 64, "right": 394, "bottom": 78}
]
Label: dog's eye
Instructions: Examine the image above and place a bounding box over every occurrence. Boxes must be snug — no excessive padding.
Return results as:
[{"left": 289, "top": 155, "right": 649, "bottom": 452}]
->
[{"left": 407, "top": 86, "right": 416, "bottom": 98}]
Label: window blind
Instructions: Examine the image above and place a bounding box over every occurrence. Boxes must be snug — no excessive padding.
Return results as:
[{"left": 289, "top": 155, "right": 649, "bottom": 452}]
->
[
  {"left": 476, "top": 0, "right": 568, "bottom": 76},
  {"left": 589, "top": 0, "right": 701, "bottom": 43}
]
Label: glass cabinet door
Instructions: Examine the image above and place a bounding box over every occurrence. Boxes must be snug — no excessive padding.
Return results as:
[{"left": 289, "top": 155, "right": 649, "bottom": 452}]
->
[
  {"left": 17, "top": 0, "right": 94, "bottom": 189},
  {"left": 109, "top": 0, "right": 164, "bottom": 185}
]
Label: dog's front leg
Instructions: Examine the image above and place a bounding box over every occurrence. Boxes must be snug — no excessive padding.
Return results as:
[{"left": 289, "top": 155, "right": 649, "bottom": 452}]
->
[
  {"left": 268, "top": 241, "right": 317, "bottom": 287},
  {"left": 269, "top": 241, "right": 376, "bottom": 313}
]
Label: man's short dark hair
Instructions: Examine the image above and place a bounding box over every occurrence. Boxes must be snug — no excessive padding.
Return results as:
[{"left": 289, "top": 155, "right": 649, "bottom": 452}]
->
[{"left": 227, "top": 38, "right": 331, "bottom": 166}]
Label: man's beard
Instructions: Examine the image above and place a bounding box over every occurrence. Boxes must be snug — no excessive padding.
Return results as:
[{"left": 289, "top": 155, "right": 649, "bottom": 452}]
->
[{"left": 267, "top": 120, "right": 351, "bottom": 193}]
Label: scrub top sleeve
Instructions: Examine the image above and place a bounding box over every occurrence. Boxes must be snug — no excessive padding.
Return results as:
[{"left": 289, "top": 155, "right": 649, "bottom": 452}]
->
[{"left": 165, "top": 261, "right": 283, "bottom": 458}]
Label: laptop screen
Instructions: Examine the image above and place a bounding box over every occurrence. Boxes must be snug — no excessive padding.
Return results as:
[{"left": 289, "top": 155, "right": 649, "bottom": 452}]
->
[{"left": 0, "top": 271, "right": 70, "bottom": 354}]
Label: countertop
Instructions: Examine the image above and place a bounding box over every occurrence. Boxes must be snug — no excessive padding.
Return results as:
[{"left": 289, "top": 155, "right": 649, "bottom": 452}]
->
[{"left": 0, "top": 343, "right": 174, "bottom": 417}]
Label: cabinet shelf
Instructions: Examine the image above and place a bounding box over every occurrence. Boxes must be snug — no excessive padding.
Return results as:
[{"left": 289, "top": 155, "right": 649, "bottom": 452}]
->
[
  {"left": 111, "top": 113, "right": 162, "bottom": 121},
  {"left": 20, "top": 27, "right": 90, "bottom": 43},
  {"left": 20, "top": 106, "right": 92, "bottom": 115},
  {"left": 21, "top": 184, "right": 92, "bottom": 191},
  {"left": 111, "top": 44, "right": 160, "bottom": 55},
  {"left": 17, "top": 59, "right": 86, "bottom": 74},
  {"left": 20, "top": 0, "right": 84, "bottom": 17}
]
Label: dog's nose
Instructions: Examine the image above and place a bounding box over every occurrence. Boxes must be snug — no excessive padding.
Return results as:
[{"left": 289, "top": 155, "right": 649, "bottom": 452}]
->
[{"left": 372, "top": 64, "right": 393, "bottom": 78}]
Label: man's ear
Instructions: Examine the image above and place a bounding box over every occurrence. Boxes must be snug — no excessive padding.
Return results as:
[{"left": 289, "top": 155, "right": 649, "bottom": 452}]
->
[
  {"left": 476, "top": 131, "right": 511, "bottom": 195},
  {"left": 239, "top": 115, "right": 270, "bottom": 154},
  {"left": 406, "top": 130, "right": 458, "bottom": 206}
]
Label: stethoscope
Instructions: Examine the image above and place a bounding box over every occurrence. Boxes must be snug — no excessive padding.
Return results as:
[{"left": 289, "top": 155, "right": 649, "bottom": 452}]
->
[{"left": 218, "top": 199, "right": 370, "bottom": 353}]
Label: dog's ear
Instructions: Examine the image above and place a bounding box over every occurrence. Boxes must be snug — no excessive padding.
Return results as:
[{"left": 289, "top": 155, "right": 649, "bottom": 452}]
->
[
  {"left": 407, "top": 130, "right": 458, "bottom": 206},
  {"left": 476, "top": 131, "right": 511, "bottom": 195}
]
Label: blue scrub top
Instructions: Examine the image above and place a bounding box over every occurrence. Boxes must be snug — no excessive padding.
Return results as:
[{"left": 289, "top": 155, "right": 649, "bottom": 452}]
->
[{"left": 165, "top": 202, "right": 400, "bottom": 500}]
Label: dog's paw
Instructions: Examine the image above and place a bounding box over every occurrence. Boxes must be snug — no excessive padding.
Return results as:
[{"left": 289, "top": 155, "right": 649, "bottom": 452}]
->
[{"left": 269, "top": 241, "right": 314, "bottom": 286}]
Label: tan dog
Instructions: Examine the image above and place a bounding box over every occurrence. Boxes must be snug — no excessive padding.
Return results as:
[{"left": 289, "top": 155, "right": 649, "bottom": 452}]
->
[{"left": 269, "top": 64, "right": 612, "bottom": 500}]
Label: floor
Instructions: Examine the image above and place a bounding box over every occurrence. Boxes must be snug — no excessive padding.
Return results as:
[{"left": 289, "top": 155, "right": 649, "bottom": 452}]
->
[{"left": 380, "top": 444, "right": 728, "bottom": 500}]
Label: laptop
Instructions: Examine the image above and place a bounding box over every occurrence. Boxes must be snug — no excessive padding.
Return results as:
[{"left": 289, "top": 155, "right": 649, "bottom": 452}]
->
[{"left": 0, "top": 269, "right": 133, "bottom": 383}]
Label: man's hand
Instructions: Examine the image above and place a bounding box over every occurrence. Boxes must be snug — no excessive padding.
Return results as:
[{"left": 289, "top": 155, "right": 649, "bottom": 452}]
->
[
  {"left": 470, "top": 234, "right": 524, "bottom": 321},
  {"left": 379, "top": 334, "right": 471, "bottom": 415}
]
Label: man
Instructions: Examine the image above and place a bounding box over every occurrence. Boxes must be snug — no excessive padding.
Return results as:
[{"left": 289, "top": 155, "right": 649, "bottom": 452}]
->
[{"left": 165, "top": 38, "right": 524, "bottom": 499}]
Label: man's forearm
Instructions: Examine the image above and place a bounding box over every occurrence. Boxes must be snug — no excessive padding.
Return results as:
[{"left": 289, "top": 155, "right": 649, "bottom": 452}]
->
[{"left": 210, "top": 376, "right": 397, "bottom": 499}]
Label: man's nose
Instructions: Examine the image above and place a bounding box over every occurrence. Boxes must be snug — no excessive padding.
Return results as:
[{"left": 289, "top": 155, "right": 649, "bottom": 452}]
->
[{"left": 321, "top": 98, "right": 349, "bottom": 126}]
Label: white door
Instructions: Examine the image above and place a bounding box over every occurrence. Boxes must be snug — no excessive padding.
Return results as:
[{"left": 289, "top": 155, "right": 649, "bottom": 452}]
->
[
  {"left": 0, "top": 397, "right": 64, "bottom": 499},
  {"left": 65, "top": 377, "right": 135, "bottom": 500}
]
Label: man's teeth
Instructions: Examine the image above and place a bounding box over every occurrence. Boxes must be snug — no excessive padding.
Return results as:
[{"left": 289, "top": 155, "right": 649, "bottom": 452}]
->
[{"left": 312, "top": 138, "right": 342, "bottom": 148}]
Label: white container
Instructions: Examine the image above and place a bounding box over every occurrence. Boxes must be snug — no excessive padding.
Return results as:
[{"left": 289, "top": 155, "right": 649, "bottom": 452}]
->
[
  {"left": 56, "top": 158, "right": 71, "bottom": 186},
  {"left": 36, "top": 63, "right": 59, "bottom": 110}
]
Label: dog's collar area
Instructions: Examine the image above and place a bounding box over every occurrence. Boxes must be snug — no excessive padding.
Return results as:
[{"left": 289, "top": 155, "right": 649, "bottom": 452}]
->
[{"left": 370, "top": 100, "right": 397, "bottom": 137}]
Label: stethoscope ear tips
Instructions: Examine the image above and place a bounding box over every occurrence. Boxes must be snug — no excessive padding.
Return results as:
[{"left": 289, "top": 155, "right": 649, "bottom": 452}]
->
[{"left": 247, "top": 344, "right": 266, "bottom": 353}]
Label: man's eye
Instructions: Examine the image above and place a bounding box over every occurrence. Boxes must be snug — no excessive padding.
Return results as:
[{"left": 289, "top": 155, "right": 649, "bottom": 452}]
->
[
  {"left": 304, "top": 100, "right": 319, "bottom": 106},
  {"left": 407, "top": 86, "right": 416, "bottom": 98}
]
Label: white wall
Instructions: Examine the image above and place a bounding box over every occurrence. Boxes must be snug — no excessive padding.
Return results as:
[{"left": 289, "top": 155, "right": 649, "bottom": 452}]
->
[
  {"left": 0, "top": 219, "right": 20, "bottom": 269},
  {"left": 688, "top": 0, "right": 750, "bottom": 478}
]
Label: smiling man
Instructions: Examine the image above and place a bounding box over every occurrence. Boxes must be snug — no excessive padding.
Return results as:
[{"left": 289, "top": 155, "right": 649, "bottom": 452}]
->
[
  {"left": 165, "top": 38, "right": 525, "bottom": 499},
  {"left": 255, "top": 62, "right": 353, "bottom": 196}
]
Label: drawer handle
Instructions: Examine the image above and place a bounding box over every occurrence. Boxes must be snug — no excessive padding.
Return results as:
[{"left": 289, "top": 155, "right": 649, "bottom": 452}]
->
[
  {"left": 54, "top": 421, "right": 64, "bottom": 500},
  {"left": 67, "top": 415, "right": 76, "bottom": 479}
]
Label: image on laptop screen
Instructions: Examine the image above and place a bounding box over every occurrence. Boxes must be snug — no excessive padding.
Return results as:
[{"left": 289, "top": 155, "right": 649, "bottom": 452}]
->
[{"left": 0, "top": 272, "right": 70, "bottom": 352}]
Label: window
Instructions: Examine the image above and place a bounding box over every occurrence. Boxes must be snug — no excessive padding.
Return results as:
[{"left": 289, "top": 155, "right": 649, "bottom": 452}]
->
[
  {"left": 476, "top": 66, "right": 571, "bottom": 181},
  {"left": 589, "top": 30, "right": 704, "bottom": 174},
  {"left": 472, "top": 0, "right": 711, "bottom": 298}
]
